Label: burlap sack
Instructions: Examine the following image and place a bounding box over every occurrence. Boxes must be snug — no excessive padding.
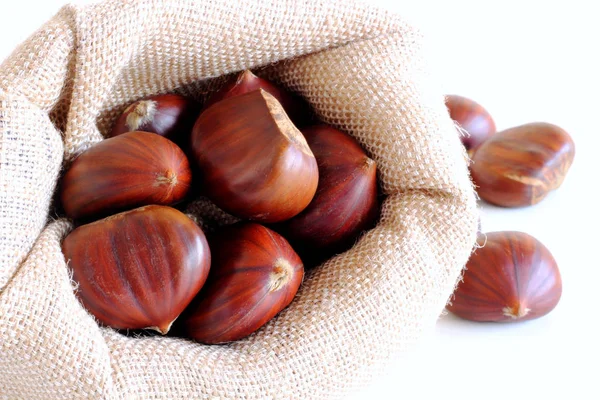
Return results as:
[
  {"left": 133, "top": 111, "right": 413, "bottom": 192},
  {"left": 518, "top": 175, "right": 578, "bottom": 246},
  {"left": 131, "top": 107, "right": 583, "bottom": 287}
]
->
[{"left": 0, "top": 0, "right": 478, "bottom": 398}]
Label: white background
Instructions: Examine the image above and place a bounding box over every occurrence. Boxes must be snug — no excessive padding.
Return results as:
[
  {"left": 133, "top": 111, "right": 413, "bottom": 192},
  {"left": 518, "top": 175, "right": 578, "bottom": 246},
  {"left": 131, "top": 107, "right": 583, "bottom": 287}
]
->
[{"left": 1, "top": 1, "right": 598, "bottom": 399}]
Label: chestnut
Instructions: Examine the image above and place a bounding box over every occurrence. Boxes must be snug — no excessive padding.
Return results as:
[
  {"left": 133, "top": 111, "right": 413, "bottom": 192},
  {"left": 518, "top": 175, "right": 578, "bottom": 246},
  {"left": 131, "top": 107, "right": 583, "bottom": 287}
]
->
[
  {"left": 447, "top": 231, "right": 562, "bottom": 322},
  {"left": 109, "top": 94, "right": 200, "bottom": 148},
  {"left": 179, "top": 222, "right": 304, "bottom": 344},
  {"left": 204, "top": 70, "right": 312, "bottom": 127},
  {"left": 61, "top": 205, "right": 211, "bottom": 334},
  {"left": 190, "top": 89, "right": 319, "bottom": 223},
  {"left": 470, "top": 122, "right": 575, "bottom": 207},
  {"left": 446, "top": 94, "right": 496, "bottom": 153},
  {"left": 271, "top": 125, "right": 379, "bottom": 265},
  {"left": 60, "top": 131, "right": 192, "bottom": 221}
]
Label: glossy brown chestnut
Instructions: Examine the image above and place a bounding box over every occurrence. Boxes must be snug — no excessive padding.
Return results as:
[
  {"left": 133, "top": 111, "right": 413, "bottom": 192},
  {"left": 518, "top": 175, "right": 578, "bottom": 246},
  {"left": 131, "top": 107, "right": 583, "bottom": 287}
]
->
[
  {"left": 60, "top": 131, "right": 192, "bottom": 220},
  {"left": 191, "top": 89, "right": 319, "bottom": 223},
  {"left": 109, "top": 94, "right": 200, "bottom": 147},
  {"left": 205, "top": 70, "right": 312, "bottom": 127},
  {"left": 272, "top": 125, "right": 379, "bottom": 265},
  {"left": 62, "top": 205, "right": 211, "bottom": 334},
  {"left": 180, "top": 222, "right": 304, "bottom": 344},
  {"left": 446, "top": 94, "right": 496, "bottom": 152},
  {"left": 470, "top": 122, "right": 575, "bottom": 207},
  {"left": 447, "top": 231, "right": 562, "bottom": 322}
]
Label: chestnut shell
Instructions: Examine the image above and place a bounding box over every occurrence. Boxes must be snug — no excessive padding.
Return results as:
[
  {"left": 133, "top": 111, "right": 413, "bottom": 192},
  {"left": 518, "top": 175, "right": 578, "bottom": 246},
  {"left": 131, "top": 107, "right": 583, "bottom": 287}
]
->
[
  {"left": 204, "top": 70, "right": 313, "bottom": 127},
  {"left": 446, "top": 94, "right": 496, "bottom": 152},
  {"left": 60, "top": 131, "right": 191, "bottom": 221},
  {"left": 448, "top": 231, "right": 562, "bottom": 322},
  {"left": 470, "top": 122, "right": 575, "bottom": 207},
  {"left": 179, "top": 222, "right": 304, "bottom": 344},
  {"left": 272, "top": 125, "right": 379, "bottom": 265},
  {"left": 109, "top": 94, "right": 200, "bottom": 148},
  {"left": 62, "top": 205, "right": 211, "bottom": 334},
  {"left": 190, "top": 89, "right": 319, "bottom": 223}
]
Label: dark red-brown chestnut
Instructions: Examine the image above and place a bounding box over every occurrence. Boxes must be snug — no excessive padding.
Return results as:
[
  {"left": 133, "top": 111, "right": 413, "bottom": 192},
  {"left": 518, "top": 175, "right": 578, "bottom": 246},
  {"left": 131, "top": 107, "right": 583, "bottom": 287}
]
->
[
  {"left": 204, "top": 70, "right": 312, "bottom": 127},
  {"left": 470, "top": 122, "right": 575, "bottom": 207},
  {"left": 271, "top": 125, "right": 379, "bottom": 265},
  {"left": 60, "top": 131, "right": 192, "bottom": 221},
  {"left": 190, "top": 89, "right": 319, "bottom": 223},
  {"left": 446, "top": 94, "right": 496, "bottom": 154},
  {"left": 179, "top": 222, "right": 304, "bottom": 344},
  {"left": 447, "top": 231, "right": 562, "bottom": 322},
  {"left": 62, "top": 205, "right": 211, "bottom": 334},
  {"left": 109, "top": 94, "right": 200, "bottom": 148}
]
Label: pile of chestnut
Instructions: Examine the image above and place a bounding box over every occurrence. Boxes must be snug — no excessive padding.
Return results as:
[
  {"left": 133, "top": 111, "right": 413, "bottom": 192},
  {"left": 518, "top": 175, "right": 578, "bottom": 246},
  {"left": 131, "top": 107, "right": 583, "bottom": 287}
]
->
[
  {"left": 59, "top": 71, "right": 380, "bottom": 344},
  {"left": 445, "top": 95, "right": 575, "bottom": 323}
]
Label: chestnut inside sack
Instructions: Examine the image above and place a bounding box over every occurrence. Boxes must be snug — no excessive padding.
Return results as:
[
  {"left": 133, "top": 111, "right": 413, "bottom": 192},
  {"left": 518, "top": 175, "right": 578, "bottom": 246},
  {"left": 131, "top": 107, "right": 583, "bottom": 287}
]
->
[{"left": 0, "top": 0, "right": 478, "bottom": 399}]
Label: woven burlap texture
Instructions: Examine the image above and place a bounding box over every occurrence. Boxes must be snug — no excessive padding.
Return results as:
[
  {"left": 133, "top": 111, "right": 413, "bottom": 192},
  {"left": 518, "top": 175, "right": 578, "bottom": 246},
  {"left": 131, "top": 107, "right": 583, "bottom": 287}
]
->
[{"left": 0, "top": 0, "right": 478, "bottom": 398}]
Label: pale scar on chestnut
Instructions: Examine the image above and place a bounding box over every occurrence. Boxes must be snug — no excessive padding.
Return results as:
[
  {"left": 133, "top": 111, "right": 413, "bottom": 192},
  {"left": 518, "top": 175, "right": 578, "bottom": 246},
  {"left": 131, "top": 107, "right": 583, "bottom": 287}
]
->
[
  {"left": 126, "top": 100, "right": 158, "bottom": 130},
  {"left": 265, "top": 92, "right": 312, "bottom": 156},
  {"left": 503, "top": 173, "right": 546, "bottom": 187}
]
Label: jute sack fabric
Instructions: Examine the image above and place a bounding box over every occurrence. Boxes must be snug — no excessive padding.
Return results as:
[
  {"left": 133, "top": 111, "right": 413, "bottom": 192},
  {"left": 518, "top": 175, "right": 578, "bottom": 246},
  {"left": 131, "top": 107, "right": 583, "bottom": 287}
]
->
[{"left": 0, "top": 0, "right": 479, "bottom": 398}]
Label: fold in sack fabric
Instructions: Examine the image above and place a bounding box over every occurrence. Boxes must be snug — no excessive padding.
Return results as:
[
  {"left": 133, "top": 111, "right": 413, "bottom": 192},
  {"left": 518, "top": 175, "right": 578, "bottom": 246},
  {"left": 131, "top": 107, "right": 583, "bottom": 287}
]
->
[{"left": 0, "top": 0, "right": 478, "bottom": 398}]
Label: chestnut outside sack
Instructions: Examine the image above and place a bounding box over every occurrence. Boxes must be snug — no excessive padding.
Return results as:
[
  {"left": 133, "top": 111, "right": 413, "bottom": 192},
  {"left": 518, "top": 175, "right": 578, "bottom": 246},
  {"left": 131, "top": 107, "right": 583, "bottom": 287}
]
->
[{"left": 0, "top": 0, "right": 479, "bottom": 398}]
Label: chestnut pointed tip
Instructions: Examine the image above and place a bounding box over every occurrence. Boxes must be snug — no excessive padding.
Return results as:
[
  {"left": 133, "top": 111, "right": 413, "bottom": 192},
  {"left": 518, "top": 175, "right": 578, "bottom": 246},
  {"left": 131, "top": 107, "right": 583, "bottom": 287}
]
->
[
  {"left": 502, "top": 305, "right": 531, "bottom": 320},
  {"left": 361, "top": 156, "right": 376, "bottom": 172},
  {"left": 238, "top": 69, "right": 258, "bottom": 83},
  {"left": 467, "top": 147, "right": 477, "bottom": 159},
  {"left": 148, "top": 319, "right": 176, "bottom": 335}
]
